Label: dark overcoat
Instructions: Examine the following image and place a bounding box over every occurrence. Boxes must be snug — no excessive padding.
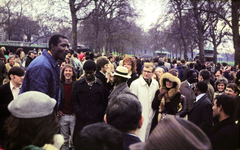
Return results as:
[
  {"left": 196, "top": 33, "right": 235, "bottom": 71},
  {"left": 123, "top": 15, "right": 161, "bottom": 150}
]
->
[
  {"left": 188, "top": 94, "right": 213, "bottom": 134},
  {"left": 208, "top": 117, "right": 239, "bottom": 150},
  {"left": 71, "top": 77, "right": 108, "bottom": 144},
  {"left": 0, "top": 82, "right": 13, "bottom": 139}
]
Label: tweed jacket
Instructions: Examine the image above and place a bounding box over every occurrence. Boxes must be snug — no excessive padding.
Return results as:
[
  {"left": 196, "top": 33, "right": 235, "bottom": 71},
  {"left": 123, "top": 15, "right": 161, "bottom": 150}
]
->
[
  {"left": 180, "top": 80, "right": 196, "bottom": 112},
  {"left": 20, "top": 50, "right": 60, "bottom": 101},
  {"left": 205, "top": 81, "right": 215, "bottom": 103}
]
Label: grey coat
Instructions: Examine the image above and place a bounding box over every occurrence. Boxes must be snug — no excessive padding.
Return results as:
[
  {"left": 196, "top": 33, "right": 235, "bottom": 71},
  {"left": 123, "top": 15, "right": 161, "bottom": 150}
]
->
[
  {"left": 108, "top": 82, "right": 132, "bottom": 105},
  {"left": 180, "top": 80, "right": 196, "bottom": 112}
]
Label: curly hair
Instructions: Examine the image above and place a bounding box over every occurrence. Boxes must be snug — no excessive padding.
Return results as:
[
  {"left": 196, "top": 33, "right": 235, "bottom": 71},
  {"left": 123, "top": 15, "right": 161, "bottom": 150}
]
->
[
  {"left": 123, "top": 55, "right": 137, "bottom": 73},
  {"left": 214, "top": 77, "right": 228, "bottom": 89},
  {"left": 60, "top": 64, "right": 76, "bottom": 83},
  {"left": 5, "top": 113, "right": 59, "bottom": 150}
]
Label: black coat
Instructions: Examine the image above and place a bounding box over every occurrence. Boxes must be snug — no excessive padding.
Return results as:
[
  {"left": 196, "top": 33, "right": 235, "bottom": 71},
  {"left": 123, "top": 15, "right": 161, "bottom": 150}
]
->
[
  {"left": 122, "top": 133, "right": 141, "bottom": 150},
  {"left": 0, "top": 60, "right": 6, "bottom": 85},
  {"left": 95, "top": 70, "right": 113, "bottom": 92},
  {"left": 127, "top": 73, "right": 138, "bottom": 87},
  {"left": 0, "top": 82, "right": 13, "bottom": 139},
  {"left": 25, "top": 56, "right": 34, "bottom": 68},
  {"left": 150, "top": 89, "right": 187, "bottom": 133},
  {"left": 188, "top": 94, "right": 213, "bottom": 134},
  {"left": 208, "top": 117, "right": 239, "bottom": 150},
  {"left": 71, "top": 77, "right": 108, "bottom": 144}
]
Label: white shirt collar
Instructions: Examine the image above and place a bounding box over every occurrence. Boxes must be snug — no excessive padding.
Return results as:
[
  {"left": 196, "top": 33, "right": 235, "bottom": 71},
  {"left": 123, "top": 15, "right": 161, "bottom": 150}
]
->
[
  {"left": 10, "top": 81, "right": 21, "bottom": 90},
  {"left": 196, "top": 93, "right": 205, "bottom": 103}
]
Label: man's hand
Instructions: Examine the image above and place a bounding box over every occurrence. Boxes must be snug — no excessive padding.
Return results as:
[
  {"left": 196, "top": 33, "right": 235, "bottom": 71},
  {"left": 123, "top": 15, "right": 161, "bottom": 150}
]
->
[{"left": 57, "top": 111, "right": 64, "bottom": 117}]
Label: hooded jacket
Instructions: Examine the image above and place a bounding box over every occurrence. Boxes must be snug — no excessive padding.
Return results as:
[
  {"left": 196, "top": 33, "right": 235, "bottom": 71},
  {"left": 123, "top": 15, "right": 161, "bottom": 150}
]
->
[{"left": 158, "top": 72, "right": 183, "bottom": 115}]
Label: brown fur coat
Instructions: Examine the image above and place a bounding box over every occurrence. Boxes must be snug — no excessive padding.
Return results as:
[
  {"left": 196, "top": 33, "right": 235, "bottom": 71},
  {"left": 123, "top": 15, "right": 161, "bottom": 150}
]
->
[{"left": 159, "top": 73, "right": 182, "bottom": 114}]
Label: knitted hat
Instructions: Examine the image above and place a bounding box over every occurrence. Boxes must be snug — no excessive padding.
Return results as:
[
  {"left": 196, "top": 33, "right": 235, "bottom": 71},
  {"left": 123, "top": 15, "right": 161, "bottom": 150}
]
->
[
  {"left": 130, "top": 116, "right": 211, "bottom": 150},
  {"left": 8, "top": 91, "right": 56, "bottom": 118},
  {"left": 114, "top": 66, "right": 131, "bottom": 79}
]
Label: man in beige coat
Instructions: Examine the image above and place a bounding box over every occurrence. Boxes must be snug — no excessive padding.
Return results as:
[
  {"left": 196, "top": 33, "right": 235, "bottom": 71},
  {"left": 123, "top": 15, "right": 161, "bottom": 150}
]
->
[{"left": 130, "top": 62, "right": 159, "bottom": 142}]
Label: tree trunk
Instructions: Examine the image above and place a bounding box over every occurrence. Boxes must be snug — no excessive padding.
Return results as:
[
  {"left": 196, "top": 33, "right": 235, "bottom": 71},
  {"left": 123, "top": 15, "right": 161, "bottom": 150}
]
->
[
  {"left": 232, "top": 1, "right": 240, "bottom": 66},
  {"left": 105, "top": 32, "right": 108, "bottom": 53},
  {"left": 177, "top": 0, "right": 188, "bottom": 60},
  {"left": 70, "top": 0, "right": 78, "bottom": 52},
  {"left": 198, "top": 35, "right": 205, "bottom": 64},
  {"left": 191, "top": 47, "right": 193, "bottom": 59},
  {"left": 213, "top": 43, "right": 217, "bottom": 64},
  {"left": 94, "top": 0, "right": 99, "bottom": 53}
]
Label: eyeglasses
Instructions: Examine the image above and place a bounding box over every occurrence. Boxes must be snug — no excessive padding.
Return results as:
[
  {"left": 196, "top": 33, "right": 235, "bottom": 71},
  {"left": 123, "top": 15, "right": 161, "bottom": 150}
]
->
[{"left": 143, "top": 70, "right": 152, "bottom": 74}]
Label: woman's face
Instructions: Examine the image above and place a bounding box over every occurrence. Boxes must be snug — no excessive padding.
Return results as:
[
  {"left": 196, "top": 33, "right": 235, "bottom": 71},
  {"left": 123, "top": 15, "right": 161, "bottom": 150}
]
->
[
  {"left": 166, "top": 80, "right": 173, "bottom": 88},
  {"left": 123, "top": 62, "right": 132, "bottom": 73},
  {"left": 217, "top": 83, "right": 225, "bottom": 92}
]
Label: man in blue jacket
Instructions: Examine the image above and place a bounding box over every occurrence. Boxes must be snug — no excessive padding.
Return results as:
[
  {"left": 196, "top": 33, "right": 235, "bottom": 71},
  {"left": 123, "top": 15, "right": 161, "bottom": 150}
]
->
[{"left": 20, "top": 35, "right": 69, "bottom": 106}]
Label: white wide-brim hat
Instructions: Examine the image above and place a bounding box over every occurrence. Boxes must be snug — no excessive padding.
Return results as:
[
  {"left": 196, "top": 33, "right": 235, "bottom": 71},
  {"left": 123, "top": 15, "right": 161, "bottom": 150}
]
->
[{"left": 114, "top": 66, "right": 131, "bottom": 79}]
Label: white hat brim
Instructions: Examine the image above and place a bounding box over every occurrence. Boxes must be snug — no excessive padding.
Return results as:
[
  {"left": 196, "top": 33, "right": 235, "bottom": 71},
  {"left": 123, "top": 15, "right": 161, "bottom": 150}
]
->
[{"left": 114, "top": 72, "right": 131, "bottom": 79}]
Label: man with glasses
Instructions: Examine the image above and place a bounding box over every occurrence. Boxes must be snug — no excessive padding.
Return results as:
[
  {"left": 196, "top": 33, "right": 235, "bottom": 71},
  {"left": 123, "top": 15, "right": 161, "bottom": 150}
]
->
[{"left": 130, "top": 62, "right": 159, "bottom": 142}]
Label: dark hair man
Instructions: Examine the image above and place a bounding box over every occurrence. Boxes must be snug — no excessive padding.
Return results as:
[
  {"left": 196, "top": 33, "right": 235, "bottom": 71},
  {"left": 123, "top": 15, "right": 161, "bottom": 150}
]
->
[
  {"left": 188, "top": 81, "right": 213, "bottom": 134},
  {"left": 180, "top": 70, "right": 198, "bottom": 112},
  {"left": 0, "top": 66, "right": 25, "bottom": 148},
  {"left": 199, "top": 69, "right": 215, "bottom": 103},
  {"left": 71, "top": 60, "right": 108, "bottom": 145},
  {"left": 208, "top": 95, "right": 239, "bottom": 150},
  {"left": 95, "top": 56, "right": 109, "bottom": 86},
  {"left": 225, "top": 83, "right": 240, "bottom": 124},
  {"left": 25, "top": 50, "right": 34, "bottom": 68},
  {"left": 105, "top": 94, "right": 143, "bottom": 150},
  {"left": 108, "top": 66, "right": 131, "bottom": 104},
  {"left": 74, "top": 123, "right": 124, "bottom": 150},
  {"left": 20, "top": 35, "right": 69, "bottom": 108}
]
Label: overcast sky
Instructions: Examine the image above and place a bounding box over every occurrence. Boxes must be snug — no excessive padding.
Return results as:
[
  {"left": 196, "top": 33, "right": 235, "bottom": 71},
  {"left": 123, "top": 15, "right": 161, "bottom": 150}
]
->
[{"left": 133, "top": 0, "right": 169, "bottom": 31}]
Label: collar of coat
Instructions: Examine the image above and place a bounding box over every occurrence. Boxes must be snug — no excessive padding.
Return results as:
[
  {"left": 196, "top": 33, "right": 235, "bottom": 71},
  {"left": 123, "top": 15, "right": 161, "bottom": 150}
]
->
[
  {"left": 139, "top": 75, "right": 157, "bottom": 87},
  {"left": 159, "top": 72, "right": 181, "bottom": 99},
  {"left": 42, "top": 50, "right": 58, "bottom": 68}
]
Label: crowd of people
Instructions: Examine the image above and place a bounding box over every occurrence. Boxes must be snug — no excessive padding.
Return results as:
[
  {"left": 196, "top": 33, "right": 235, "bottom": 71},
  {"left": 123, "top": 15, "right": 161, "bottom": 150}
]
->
[{"left": 0, "top": 34, "right": 239, "bottom": 150}]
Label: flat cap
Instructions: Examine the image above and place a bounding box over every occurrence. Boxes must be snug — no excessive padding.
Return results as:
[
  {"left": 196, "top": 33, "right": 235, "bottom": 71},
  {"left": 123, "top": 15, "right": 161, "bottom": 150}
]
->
[{"left": 8, "top": 91, "right": 56, "bottom": 118}]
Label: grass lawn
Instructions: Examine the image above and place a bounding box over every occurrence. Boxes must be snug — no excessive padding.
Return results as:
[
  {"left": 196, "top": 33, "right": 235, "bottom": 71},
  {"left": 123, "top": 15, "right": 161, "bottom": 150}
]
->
[{"left": 217, "top": 61, "right": 234, "bottom": 66}]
